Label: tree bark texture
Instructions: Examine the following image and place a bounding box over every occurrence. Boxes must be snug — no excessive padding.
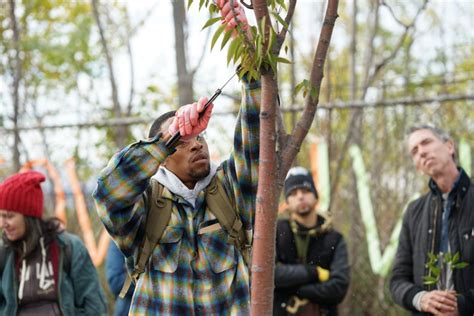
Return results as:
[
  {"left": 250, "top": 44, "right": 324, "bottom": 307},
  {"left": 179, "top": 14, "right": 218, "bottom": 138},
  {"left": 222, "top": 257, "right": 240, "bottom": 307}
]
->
[
  {"left": 250, "top": 1, "right": 339, "bottom": 314},
  {"left": 8, "top": 0, "right": 22, "bottom": 172},
  {"left": 173, "top": 0, "right": 194, "bottom": 106},
  {"left": 92, "top": 0, "right": 129, "bottom": 149},
  {"left": 251, "top": 73, "right": 279, "bottom": 315}
]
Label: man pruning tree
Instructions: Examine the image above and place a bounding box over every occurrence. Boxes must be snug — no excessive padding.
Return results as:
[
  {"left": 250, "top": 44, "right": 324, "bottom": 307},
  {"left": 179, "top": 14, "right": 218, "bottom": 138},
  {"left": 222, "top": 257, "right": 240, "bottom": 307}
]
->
[{"left": 94, "top": 1, "right": 260, "bottom": 314}]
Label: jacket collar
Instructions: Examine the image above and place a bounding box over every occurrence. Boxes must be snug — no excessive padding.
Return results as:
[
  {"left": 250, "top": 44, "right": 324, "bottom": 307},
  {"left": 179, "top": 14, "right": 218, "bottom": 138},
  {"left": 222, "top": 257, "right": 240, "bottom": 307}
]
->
[
  {"left": 291, "top": 213, "right": 333, "bottom": 236},
  {"left": 429, "top": 167, "right": 470, "bottom": 200},
  {"left": 152, "top": 163, "right": 218, "bottom": 208}
]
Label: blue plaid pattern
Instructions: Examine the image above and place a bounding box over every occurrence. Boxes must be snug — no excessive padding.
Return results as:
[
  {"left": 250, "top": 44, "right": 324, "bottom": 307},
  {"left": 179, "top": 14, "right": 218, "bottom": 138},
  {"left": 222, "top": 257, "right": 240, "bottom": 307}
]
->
[{"left": 94, "top": 80, "right": 261, "bottom": 315}]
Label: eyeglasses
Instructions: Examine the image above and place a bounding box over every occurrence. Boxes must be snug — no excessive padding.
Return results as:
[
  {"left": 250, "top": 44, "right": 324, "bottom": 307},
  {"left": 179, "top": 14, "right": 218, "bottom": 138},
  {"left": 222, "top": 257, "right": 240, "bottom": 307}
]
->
[{"left": 175, "top": 132, "right": 207, "bottom": 148}]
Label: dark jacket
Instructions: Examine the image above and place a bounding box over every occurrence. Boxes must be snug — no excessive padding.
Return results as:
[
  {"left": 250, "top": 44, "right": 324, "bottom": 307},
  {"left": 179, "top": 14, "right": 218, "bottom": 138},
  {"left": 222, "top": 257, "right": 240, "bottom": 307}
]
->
[
  {"left": 390, "top": 168, "right": 474, "bottom": 315},
  {"left": 274, "top": 215, "right": 350, "bottom": 316},
  {"left": 0, "top": 232, "right": 107, "bottom": 315}
]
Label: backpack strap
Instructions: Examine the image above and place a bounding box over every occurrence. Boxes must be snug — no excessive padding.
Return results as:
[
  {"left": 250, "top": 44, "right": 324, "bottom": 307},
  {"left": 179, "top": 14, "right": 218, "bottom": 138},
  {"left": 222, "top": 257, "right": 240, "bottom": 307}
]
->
[
  {"left": 119, "top": 175, "right": 250, "bottom": 298},
  {"left": 205, "top": 176, "right": 250, "bottom": 265},
  {"left": 119, "top": 179, "right": 173, "bottom": 298}
]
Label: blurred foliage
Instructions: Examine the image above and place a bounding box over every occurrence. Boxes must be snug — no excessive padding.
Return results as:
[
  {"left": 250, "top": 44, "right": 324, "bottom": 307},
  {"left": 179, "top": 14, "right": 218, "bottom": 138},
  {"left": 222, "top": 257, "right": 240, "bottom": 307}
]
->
[
  {"left": 1, "top": 1, "right": 473, "bottom": 315},
  {"left": 0, "top": 0, "right": 98, "bottom": 91}
]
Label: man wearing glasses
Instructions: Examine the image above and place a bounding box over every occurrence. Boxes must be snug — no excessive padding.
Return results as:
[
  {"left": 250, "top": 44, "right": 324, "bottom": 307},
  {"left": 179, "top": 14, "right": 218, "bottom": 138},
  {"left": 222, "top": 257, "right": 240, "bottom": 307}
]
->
[{"left": 93, "top": 2, "right": 259, "bottom": 314}]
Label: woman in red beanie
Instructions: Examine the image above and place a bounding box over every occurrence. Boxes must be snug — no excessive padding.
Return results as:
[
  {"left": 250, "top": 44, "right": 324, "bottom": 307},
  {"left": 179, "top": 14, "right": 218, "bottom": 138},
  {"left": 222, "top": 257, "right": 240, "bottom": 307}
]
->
[{"left": 0, "top": 170, "right": 107, "bottom": 315}]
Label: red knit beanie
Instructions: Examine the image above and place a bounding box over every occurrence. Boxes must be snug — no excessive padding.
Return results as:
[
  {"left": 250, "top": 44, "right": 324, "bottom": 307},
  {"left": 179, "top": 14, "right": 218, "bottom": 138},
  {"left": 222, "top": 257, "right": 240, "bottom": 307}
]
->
[{"left": 0, "top": 170, "right": 45, "bottom": 218}]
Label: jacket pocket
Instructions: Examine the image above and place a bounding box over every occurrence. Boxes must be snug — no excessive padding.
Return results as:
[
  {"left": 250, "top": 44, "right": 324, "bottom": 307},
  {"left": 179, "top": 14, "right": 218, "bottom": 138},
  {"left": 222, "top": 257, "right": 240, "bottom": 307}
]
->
[
  {"left": 199, "top": 228, "right": 236, "bottom": 273},
  {"left": 460, "top": 228, "right": 474, "bottom": 263},
  {"left": 151, "top": 226, "right": 183, "bottom": 273}
]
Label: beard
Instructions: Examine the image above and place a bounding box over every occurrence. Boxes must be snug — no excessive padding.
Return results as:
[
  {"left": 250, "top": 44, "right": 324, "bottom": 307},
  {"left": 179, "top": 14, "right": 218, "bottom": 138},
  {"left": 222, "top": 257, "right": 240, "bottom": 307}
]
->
[
  {"left": 189, "top": 163, "right": 211, "bottom": 180},
  {"left": 296, "top": 206, "right": 313, "bottom": 217}
]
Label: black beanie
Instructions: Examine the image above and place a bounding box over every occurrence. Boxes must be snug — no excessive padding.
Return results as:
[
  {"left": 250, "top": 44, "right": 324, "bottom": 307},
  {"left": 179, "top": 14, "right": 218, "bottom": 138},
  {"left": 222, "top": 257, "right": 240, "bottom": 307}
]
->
[{"left": 284, "top": 167, "right": 318, "bottom": 199}]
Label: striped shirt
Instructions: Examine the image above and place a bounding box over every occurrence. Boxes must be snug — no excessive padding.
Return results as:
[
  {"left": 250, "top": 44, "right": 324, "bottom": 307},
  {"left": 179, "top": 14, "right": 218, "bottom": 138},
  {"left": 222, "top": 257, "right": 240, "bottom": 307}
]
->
[{"left": 94, "top": 80, "right": 260, "bottom": 315}]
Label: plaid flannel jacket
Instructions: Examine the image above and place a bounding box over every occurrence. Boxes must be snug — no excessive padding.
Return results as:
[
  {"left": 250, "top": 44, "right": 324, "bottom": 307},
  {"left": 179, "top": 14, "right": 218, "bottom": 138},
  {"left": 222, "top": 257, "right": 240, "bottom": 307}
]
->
[{"left": 94, "top": 80, "right": 260, "bottom": 315}]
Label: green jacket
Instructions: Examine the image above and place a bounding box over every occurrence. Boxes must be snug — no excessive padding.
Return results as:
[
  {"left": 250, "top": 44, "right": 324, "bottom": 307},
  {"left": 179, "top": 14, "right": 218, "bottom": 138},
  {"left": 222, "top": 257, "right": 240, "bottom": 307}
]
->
[{"left": 0, "top": 232, "right": 107, "bottom": 315}]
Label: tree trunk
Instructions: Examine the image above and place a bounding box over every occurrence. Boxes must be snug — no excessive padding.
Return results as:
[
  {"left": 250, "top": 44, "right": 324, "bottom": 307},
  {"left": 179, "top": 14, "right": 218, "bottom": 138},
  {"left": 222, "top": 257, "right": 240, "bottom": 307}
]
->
[
  {"left": 91, "top": 0, "right": 129, "bottom": 149},
  {"left": 250, "top": 1, "right": 339, "bottom": 314},
  {"left": 251, "top": 72, "right": 279, "bottom": 315},
  {"left": 173, "top": 0, "right": 194, "bottom": 106},
  {"left": 8, "top": 0, "right": 22, "bottom": 172}
]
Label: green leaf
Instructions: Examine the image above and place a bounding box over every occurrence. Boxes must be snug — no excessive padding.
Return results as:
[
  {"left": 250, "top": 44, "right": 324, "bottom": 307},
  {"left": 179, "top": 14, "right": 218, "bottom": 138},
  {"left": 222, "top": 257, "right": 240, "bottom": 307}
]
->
[
  {"left": 267, "top": 51, "right": 277, "bottom": 73},
  {"left": 444, "top": 252, "right": 452, "bottom": 262},
  {"left": 427, "top": 252, "right": 438, "bottom": 262},
  {"left": 276, "top": 0, "right": 287, "bottom": 10},
  {"left": 202, "top": 17, "right": 221, "bottom": 30},
  {"left": 276, "top": 57, "right": 291, "bottom": 64},
  {"left": 430, "top": 266, "right": 440, "bottom": 276},
  {"left": 256, "top": 34, "right": 262, "bottom": 63},
  {"left": 188, "top": 0, "right": 193, "bottom": 9},
  {"left": 453, "top": 262, "right": 469, "bottom": 269},
  {"left": 424, "top": 279, "right": 437, "bottom": 285},
  {"left": 234, "top": 42, "right": 244, "bottom": 64},
  {"left": 209, "top": 3, "right": 218, "bottom": 14},
  {"left": 227, "top": 37, "right": 240, "bottom": 65},
  {"left": 147, "top": 85, "right": 158, "bottom": 93},
  {"left": 258, "top": 16, "right": 266, "bottom": 35},
  {"left": 423, "top": 275, "right": 438, "bottom": 285},
  {"left": 310, "top": 86, "right": 320, "bottom": 100},
  {"left": 249, "top": 68, "right": 258, "bottom": 81},
  {"left": 266, "top": 28, "right": 276, "bottom": 55},
  {"left": 294, "top": 80, "right": 306, "bottom": 96},
  {"left": 270, "top": 11, "right": 289, "bottom": 30},
  {"left": 221, "top": 29, "right": 233, "bottom": 50},
  {"left": 250, "top": 25, "right": 258, "bottom": 39},
  {"left": 211, "top": 24, "right": 226, "bottom": 50},
  {"left": 452, "top": 252, "right": 460, "bottom": 263}
]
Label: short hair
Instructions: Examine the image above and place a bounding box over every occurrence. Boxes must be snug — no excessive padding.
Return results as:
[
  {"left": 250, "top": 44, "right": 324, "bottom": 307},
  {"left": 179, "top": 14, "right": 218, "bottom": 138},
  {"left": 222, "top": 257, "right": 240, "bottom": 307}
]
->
[
  {"left": 406, "top": 124, "right": 456, "bottom": 162},
  {"left": 148, "top": 111, "right": 176, "bottom": 138},
  {"left": 406, "top": 124, "right": 451, "bottom": 142}
]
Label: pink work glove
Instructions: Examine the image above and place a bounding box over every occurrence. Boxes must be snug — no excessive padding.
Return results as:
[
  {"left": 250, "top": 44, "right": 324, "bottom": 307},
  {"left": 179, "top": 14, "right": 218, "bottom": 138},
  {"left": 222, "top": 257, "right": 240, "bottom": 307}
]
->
[
  {"left": 168, "top": 97, "right": 214, "bottom": 139},
  {"left": 217, "top": 0, "right": 249, "bottom": 32}
]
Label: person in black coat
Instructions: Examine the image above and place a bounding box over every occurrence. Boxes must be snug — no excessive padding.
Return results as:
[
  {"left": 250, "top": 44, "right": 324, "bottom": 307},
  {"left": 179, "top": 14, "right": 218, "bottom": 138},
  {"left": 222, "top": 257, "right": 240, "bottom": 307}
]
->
[
  {"left": 390, "top": 124, "right": 474, "bottom": 315},
  {"left": 274, "top": 167, "right": 350, "bottom": 316}
]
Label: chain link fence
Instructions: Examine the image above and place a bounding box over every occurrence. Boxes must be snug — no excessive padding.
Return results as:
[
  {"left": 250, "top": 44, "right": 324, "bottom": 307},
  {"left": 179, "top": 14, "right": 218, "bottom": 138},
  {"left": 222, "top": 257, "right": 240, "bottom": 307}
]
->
[{"left": 2, "top": 99, "right": 474, "bottom": 315}]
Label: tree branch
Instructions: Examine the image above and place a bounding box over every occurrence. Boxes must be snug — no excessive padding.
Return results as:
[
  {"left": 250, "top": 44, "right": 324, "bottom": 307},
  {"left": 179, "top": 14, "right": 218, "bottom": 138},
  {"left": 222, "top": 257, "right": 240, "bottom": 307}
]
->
[
  {"left": 191, "top": 12, "right": 213, "bottom": 76},
  {"left": 275, "top": 0, "right": 297, "bottom": 54},
  {"left": 360, "top": 0, "right": 379, "bottom": 98},
  {"left": 281, "top": 0, "right": 339, "bottom": 176},
  {"left": 92, "top": 0, "right": 127, "bottom": 148},
  {"left": 8, "top": 0, "right": 22, "bottom": 171},
  {"left": 365, "top": 0, "right": 428, "bottom": 91},
  {"left": 225, "top": 0, "right": 253, "bottom": 59},
  {"left": 124, "top": 6, "right": 136, "bottom": 116}
]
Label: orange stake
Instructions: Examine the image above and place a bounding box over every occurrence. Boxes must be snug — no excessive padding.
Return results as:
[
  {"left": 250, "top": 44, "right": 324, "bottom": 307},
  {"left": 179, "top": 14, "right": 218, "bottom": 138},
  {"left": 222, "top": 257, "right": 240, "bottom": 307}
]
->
[{"left": 65, "top": 158, "right": 110, "bottom": 267}]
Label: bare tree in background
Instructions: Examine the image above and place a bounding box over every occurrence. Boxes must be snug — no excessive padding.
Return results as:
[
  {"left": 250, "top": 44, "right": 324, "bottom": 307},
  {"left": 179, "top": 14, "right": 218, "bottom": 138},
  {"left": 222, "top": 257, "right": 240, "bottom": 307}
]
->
[
  {"left": 92, "top": 0, "right": 130, "bottom": 148},
  {"left": 7, "top": 0, "right": 22, "bottom": 172},
  {"left": 173, "top": 0, "right": 195, "bottom": 105},
  {"left": 172, "top": 0, "right": 212, "bottom": 106},
  {"left": 329, "top": 0, "right": 428, "bottom": 204}
]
